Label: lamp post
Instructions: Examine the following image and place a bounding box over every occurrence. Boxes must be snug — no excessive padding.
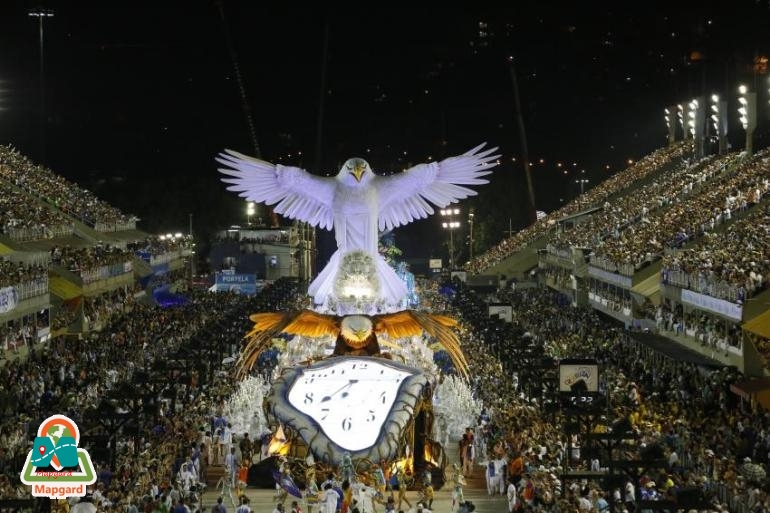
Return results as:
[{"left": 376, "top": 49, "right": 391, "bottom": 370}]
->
[
  {"left": 575, "top": 178, "right": 589, "bottom": 196},
  {"left": 575, "top": 169, "right": 589, "bottom": 198},
  {"left": 440, "top": 208, "right": 460, "bottom": 270},
  {"left": 28, "top": 7, "right": 54, "bottom": 164},
  {"left": 738, "top": 84, "right": 757, "bottom": 155},
  {"left": 467, "top": 209, "right": 475, "bottom": 261}
]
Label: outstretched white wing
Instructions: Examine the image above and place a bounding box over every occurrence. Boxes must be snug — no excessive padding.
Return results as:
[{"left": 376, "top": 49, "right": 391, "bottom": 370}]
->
[
  {"left": 375, "top": 143, "right": 499, "bottom": 231},
  {"left": 217, "top": 149, "right": 336, "bottom": 230}
]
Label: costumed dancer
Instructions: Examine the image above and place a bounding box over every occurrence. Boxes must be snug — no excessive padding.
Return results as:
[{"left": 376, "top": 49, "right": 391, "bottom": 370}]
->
[
  {"left": 322, "top": 483, "right": 339, "bottom": 513},
  {"left": 274, "top": 456, "right": 291, "bottom": 505},
  {"left": 419, "top": 469, "right": 433, "bottom": 510},
  {"left": 304, "top": 461, "right": 320, "bottom": 513},
  {"left": 506, "top": 476, "right": 518, "bottom": 513},
  {"left": 450, "top": 463, "right": 466, "bottom": 513},
  {"left": 395, "top": 468, "right": 411, "bottom": 511},
  {"left": 367, "top": 463, "right": 386, "bottom": 512},
  {"left": 487, "top": 455, "right": 507, "bottom": 496},
  {"left": 341, "top": 452, "right": 355, "bottom": 483}
]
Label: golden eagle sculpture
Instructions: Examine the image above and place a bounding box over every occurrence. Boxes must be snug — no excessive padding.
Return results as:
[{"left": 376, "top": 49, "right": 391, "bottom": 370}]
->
[{"left": 239, "top": 309, "right": 469, "bottom": 378}]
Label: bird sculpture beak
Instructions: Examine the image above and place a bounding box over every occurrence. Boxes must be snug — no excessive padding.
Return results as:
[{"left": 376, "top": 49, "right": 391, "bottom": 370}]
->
[
  {"left": 351, "top": 163, "right": 366, "bottom": 182},
  {"left": 355, "top": 329, "right": 368, "bottom": 340}
]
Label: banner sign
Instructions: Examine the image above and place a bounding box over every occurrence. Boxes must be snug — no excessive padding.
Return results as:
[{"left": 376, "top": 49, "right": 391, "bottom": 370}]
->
[
  {"left": 681, "top": 289, "right": 742, "bottom": 321},
  {"left": 214, "top": 272, "right": 258, "bottom": 295},
  {"left": 0, "top": 286, "right": 18, "bottom": 313},
  {"left": 488, "top": 304, "right": 512, "bottom": 322},
  {"left": 587, "top": 266, "right": 632, "bottom": 288},
  {"left": 559, "top": 360, "right": 599, "bottom": 392}
]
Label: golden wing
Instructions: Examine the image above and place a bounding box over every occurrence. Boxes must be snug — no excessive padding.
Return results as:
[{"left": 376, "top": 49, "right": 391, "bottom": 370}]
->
[
  {"left": 373, "top": 310, "right": 469, "bottom": 378},
  {"left": 239, "top": 309, "right": 340, "bottom": 376}
]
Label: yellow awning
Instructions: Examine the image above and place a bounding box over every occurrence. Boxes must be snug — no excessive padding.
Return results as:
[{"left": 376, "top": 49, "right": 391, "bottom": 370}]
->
[
  {"left": 0, "top": 243, "right": 14, "bottom": 256},
  {"left": 743, "top": 309, "right": 770, "bottom": 339},
  {"left": 49, "top": 276, "right": 83, "bottom": 301},
  {"left": 631, "top": 274, "right": 659, "bottom": 297},
  {"left": 630, "top": 274, "right": 661, "bottom": 306}
]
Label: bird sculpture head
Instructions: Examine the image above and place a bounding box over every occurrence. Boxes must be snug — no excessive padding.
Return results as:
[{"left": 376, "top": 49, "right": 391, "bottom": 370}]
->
[
  {"left": 339, "top": 315, "right": 375, "bottom": 349},
  {"left": 337, "top": 158, "right": 373, "bottom": 186}
]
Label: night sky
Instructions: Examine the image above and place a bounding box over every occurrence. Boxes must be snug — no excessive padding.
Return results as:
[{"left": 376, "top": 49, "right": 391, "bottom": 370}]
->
[{"left": 1, "top": 4, "right": 769, "bottom": 262}]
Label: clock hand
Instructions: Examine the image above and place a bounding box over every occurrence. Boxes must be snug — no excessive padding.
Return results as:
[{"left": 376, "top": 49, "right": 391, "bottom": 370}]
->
[{"left": 320, "top": 379, "right": 358, "bottom": 402}]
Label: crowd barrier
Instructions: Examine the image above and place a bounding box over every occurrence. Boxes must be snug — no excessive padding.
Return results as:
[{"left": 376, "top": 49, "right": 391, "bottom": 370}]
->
[
  {"left": 93, "top": 220, "right": 138, "bottom": 232},
  {"left": 14, "top": 278, "right": 49, "bottom": 301},
  {"left": 3, "top": 223, "right": 74, "bottom": 242},
  {"left": 149, "top": 248, "right": 193, "bottom": 266},
  {"left": 662, "top": 268, "right": 747, "bottom": 303},
  {"left": 80, "top": 261, "right": 133, "bottom": 284},
  {"left": 589, "top": 255, "right": 638, "bottom": 277}
]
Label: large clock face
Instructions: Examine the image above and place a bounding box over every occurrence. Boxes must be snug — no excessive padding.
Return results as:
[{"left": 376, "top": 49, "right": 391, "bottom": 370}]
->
[
  {"left": 287, "top": 359, "right": 412, "bottom": 451},
  {"left": 267, "top": 356, "right": 427, "bottom": 465}
]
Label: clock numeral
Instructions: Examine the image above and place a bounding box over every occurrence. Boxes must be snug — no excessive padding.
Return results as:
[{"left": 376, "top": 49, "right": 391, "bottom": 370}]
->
[
  {"left": 320, "top": 408, "right": 330, "bottom": 420},
  {"left": 358, "top": 363, "right": 368, "bottom": 370},
  {"left": 379, "top": 391, "right": 387, "bottom": 404},
  {"left": 342, "top": 417, "right": 352, "bottom": 431},
  {"left": 304, "top": 392, "right": 314, "bottom": 404},
  {"left": 365, "top": 410, "right": 376, "bottom": 422}
]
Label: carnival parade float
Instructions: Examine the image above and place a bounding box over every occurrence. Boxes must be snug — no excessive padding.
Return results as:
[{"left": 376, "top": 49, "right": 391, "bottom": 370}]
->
[{"left": 216, "top": 144, "right": 497, "bottom": 495}]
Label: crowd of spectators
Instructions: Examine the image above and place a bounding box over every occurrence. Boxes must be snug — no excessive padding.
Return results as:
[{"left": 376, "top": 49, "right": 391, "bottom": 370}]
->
[
  {"left": 0, "top": 146, "right": 137, "bottom": 232},
  {"left": 128, "top": 236, "right": 194, "bottom": 259},
  {"left": 51, "top": 245, "right": 133, "bottom": 283},
  {"left": 588, "top": 151, "right": 770, "bottom": 277},
  {"left": 465, "top": 142, "right": 690, "bottom": 274},
  {"left": 0, "top": 280, "right": 301, "bottom": 513},
  {"left": 441, "top": 282, "right": 765, "bottom": 513},
  {"left": 0, "top": 181, "right": 73, "bottom": 242},
  {"left": 84, "top": 288, "right": 136, "bottom": 332},
  {"left": 0, "top": 260, "right": 48, "bottom": 300},
  {"left": 548, "top": 152, "right": 743, "bottom": 275},
  {"left": 0, "top": 259, "right": 48, "bottom": 292},
  {"left": 661, "top": 199, "right": 770, "bottom": 303}
]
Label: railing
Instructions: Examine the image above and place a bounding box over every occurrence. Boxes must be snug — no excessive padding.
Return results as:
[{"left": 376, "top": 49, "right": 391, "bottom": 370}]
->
[
  {"left": 546, "top": 244, "right": 572, "bottom": 260},
  {"left": 589, "top": 255, "right": 637, "bottom": 277},
  {"left": 661, "top": 268, "right": 746, "bottom": 303},
  {"left": 0, "top": 277, "right": 49, "bottom": 303},
  {"left": 3, "top": 223, "right": 74, "bottom": 242},
  {"left": 79, "top": 261, "right": 133, "bottom": 284},
  {"left": 149, "top": 248, "right": 193, "bottom": 266},
  {"left": 94, "top": 219, "right": 138, "bottom": 232},
  {"left": 14, "top": 277, "right": 49, "bottom": 300}
]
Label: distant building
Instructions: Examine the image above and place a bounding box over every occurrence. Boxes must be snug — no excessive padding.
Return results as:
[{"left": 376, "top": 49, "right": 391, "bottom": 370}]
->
[{"left": 208, "top": 223, "right": 314, "bottom": 282}]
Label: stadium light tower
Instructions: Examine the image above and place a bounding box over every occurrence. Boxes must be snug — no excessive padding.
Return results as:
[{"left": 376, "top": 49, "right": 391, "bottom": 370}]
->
[
  {"left": 664, "top": 106, "right": 677, "bottom": 145},
  {"left": 688, "top": 98, "right": 705, "bottom": 159},
  {"left": 738, "top": 84, "right": 757, "bottom": 155},
  {"left": 711, "top": 94, "right": 728, "bottom": 155},
  {"left": 440, "top": 208, "right": 461, "bottom": 270},
  {"left": 676, "top": 104, "right": 685, "bottom": 139},
  {"left": 28, "top": 7, "right": 54, "bottom": 164}
]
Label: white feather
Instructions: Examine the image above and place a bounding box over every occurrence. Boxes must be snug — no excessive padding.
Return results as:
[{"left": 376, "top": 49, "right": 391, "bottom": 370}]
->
[
  {"left": 216, "top": 152, "right": 336, "bottom": 229},
  {"left": 375, "top": 143, "right": 498, "bottom": 230}
]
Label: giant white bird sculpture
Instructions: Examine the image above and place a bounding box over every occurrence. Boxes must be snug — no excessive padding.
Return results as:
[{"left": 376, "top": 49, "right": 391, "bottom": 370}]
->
[{"left": 217, "top": 144, "right": 498, "bottom": 310}]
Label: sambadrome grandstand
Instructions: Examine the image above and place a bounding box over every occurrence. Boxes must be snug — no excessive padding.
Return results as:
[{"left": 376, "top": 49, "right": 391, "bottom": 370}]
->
[{"left": 2, "top": 136, "right": 770, "bottom": 513}]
